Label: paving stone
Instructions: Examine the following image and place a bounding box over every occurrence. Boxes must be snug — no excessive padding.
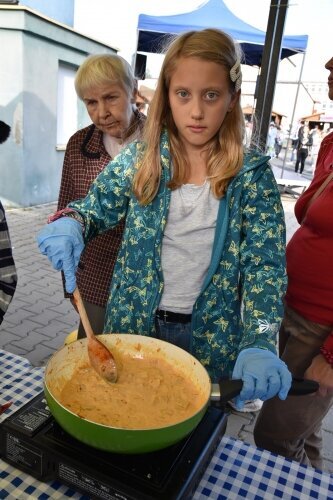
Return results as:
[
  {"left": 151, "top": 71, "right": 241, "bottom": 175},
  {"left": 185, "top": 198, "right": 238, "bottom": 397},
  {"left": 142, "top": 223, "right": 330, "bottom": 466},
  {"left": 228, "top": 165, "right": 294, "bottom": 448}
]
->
[
  {"left": 3, "top": 319, "right": 45, "bottom": 337},
  {"left": 2, "top": 343, "right": 30, "bottom": 357},
  {"left": 322, "top": 459, "right": 333, "bottom": 474},
  {"left": 9, "top": 333, "right": 50, "bottom": 352},
  {"left": 21, "top": 269, "right": 51, "bottom": 281},
  {"left": 33, "top": 320, "right": 77, "bottom": 337},
  {"left": 17, "top": 290, "right": 60, "bottom": 306},
  {"left": 20, "top": 299, "right": 57, "bottom": 315},
  {"left": 14, "top": 283, "right": 46, "bottom": 296},
  {"left": 322, "top": 429, "right": 333, "bottom": 462},
  {"left": 225, "top": 409, "right": 252, "bottom": 439},
  {"left": 42, "top": 334, "right": 67, "bottom": 350},
  {"left": 28, "top": 309, "right": 66, "bottom": 326},
  {"left": 55, "top": 311, "right": 79, "bottom": 326},
  {"left": 238, "top": 430, "right": 256, "bottom": 447},
  {"left": 323, "top": 408, "right": 333, "bottom": 430},
  {"left": 0, "top": 331, "right": 22, "bottom": 344},
  {"left": 28, "top": 345, "right": 58, "bottom": 367},
  {"left": 4, "top": 297, "right": 37, "bottom": 310},
  {"left": 1, "top": 308, "right": 35, "bottom": 325},
  {"left": 49, "top": 301, "right": 77, "bottom": 315},
  {"left": 243, "top": 412, "right": 259, "bottom": 433}
]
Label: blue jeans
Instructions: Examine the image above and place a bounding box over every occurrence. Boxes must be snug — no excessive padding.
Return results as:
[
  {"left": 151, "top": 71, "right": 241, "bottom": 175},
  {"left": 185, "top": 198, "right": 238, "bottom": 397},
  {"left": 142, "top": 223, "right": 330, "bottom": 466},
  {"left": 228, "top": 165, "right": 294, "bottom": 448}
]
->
[{"left": 154, "top": 317, "right": 192, "bottom": 352}]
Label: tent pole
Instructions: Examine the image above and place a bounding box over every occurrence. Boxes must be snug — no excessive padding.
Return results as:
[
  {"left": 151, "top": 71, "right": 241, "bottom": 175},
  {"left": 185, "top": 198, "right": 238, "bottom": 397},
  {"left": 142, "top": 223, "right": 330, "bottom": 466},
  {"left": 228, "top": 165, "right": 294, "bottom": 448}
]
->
[
  {"left": 254, "top": 0, "right": 288, "bottom": 150},
  {"left": 280, "top": 52, "right": 307, "bottom": 178}
]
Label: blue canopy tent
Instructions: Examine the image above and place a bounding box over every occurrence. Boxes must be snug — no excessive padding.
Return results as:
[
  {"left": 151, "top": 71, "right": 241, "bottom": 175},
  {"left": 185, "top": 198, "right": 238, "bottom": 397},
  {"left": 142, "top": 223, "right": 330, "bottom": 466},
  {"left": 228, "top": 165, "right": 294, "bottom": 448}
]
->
[{"left": 136, "top": 0, "right": 308, "bottom": 66}]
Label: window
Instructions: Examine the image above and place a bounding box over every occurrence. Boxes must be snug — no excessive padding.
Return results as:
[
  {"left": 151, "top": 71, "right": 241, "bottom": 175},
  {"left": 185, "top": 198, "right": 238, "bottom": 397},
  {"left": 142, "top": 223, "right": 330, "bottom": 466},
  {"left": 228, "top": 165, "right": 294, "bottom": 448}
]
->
[{"left": 57, "top": 63, "right": 78, "bottom": 148}]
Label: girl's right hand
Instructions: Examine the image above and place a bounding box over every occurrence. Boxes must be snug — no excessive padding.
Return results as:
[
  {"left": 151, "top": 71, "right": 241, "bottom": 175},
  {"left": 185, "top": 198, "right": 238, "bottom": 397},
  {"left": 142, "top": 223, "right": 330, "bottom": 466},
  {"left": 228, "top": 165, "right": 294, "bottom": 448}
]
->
[{"left": 36, "top": 217, "right": 84, "bottom": 293}]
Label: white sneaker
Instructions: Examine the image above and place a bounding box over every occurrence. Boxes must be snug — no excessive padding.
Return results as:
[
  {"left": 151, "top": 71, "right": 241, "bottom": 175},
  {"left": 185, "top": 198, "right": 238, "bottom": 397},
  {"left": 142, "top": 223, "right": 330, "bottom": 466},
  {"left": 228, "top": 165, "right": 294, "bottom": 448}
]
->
[{"left": 228, "top": 399, "right": 263, "bottom": 413}]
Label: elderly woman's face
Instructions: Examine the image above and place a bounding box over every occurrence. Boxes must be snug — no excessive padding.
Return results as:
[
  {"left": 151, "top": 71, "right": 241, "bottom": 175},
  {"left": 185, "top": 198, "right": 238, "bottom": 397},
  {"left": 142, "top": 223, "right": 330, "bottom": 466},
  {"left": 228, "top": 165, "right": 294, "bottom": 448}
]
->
[{"left": 82, "top": 83, "right": 136, "bottom": 138}]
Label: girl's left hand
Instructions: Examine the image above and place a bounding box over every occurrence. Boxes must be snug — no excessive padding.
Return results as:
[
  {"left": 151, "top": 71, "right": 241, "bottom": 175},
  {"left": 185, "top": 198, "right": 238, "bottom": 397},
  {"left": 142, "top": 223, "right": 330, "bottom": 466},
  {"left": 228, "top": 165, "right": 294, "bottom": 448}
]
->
[
  {"left": 232, "top": 348, "right": 292, "bottom": 409},
  {"left": 304, "top": 354, "right": 333, "bottom": 397}
]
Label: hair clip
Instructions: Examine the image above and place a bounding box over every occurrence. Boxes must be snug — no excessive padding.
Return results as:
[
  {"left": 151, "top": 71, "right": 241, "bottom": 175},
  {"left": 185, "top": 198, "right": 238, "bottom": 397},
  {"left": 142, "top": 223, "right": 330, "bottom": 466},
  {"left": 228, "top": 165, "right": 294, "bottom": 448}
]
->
[{"left": 230, "top": 61, "right": 242, "bottom": 92}]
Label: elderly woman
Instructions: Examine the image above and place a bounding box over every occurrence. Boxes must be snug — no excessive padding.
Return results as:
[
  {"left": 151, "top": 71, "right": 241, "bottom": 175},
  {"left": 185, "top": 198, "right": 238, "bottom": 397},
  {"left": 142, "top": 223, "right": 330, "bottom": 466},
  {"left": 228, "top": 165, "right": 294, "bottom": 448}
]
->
[{"left": 56, "top": 54, "right": 145, "bottom": 338}]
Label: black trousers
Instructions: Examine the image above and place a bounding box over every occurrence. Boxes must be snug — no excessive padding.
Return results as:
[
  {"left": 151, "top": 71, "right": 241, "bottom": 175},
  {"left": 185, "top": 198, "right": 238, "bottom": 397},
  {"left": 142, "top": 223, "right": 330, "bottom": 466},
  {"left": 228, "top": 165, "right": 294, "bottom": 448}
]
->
[{"left": 295, "top": 148, "right": 308, "bottom": 173}]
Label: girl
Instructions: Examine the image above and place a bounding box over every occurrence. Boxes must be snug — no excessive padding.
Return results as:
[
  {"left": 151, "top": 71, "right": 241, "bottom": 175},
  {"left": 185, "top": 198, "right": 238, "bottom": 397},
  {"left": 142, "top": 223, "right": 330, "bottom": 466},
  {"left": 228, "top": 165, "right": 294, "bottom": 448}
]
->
[{"left": 38, "top": 29, "right": 291, "bottom": 408}]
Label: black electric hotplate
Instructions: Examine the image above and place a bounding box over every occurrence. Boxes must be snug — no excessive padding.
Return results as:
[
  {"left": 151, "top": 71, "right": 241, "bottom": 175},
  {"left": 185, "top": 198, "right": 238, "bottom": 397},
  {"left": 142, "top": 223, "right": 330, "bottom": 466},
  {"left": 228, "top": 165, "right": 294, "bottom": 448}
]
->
[{"left": 0, "top": 393, "right": 228, "bottom": 500}]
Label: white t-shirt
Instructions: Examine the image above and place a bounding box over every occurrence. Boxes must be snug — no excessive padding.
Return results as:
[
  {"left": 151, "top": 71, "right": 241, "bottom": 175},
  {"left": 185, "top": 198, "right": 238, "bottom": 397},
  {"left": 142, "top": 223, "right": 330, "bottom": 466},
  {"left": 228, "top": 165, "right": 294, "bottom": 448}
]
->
[{"left": 159, "top": 180, "right": 219, "bottom": 314}]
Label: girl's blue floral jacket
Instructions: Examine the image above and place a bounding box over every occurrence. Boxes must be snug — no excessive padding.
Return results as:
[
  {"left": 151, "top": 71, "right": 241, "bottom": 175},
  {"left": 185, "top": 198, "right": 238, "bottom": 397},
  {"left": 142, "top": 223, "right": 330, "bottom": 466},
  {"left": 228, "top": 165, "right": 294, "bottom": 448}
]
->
[{"left": 69, "top": 131, "right": 286, "bottom": 382}]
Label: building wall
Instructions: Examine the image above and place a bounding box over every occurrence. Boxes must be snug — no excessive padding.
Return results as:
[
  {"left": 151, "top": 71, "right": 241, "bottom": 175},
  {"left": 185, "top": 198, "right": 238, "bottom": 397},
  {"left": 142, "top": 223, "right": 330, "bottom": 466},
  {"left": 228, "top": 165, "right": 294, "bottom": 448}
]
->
[{"left": 0, "top": 6, "right": 116, "bottom": 207}]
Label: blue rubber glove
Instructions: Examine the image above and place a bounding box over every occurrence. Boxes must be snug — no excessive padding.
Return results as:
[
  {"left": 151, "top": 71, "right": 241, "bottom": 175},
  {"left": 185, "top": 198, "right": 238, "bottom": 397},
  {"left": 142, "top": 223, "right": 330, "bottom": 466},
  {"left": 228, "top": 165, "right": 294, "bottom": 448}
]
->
[
  {"left": 232, "top": 348, "right": 292, "bottom": 410},
  {"left": 36, "top": 218, "right": 84, "bottom": 293}
]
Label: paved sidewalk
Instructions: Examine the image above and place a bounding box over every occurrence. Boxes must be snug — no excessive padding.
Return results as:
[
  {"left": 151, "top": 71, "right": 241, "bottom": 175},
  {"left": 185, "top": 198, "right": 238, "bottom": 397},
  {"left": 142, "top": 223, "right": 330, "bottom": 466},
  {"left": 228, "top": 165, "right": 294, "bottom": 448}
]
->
[
  {"left": 1, "top": 194, "right": 332, "bottom": 473},
  {"left": 1, "top": 203, "right": 78, "bottom": 365}
]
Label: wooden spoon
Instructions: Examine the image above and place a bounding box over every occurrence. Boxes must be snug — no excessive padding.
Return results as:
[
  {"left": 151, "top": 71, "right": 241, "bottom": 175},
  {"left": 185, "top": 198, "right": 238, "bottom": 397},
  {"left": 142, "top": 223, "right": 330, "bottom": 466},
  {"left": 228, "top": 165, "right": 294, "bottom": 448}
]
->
[{"left": 73, "top": 288, "right": 117, "bottom": 383}]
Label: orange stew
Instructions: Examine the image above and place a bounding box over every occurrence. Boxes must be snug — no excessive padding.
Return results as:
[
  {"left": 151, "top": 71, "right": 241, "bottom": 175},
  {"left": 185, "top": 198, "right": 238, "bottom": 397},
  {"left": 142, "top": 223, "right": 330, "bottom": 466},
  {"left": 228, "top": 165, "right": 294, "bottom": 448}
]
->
[{"left": 59, "top": 353, "right": 206, "bottom": 429}]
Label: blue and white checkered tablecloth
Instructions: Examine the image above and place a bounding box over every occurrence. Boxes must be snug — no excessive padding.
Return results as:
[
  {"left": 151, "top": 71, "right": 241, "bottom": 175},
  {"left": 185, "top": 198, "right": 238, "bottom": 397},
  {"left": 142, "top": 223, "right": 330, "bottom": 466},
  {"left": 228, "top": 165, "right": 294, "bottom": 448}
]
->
[
  {"left": 1, "top": 349, "right": 333, "bottom": 500},
  {"left": 193, "top": 439, "right": 333, "bottom": 500},
  {"left": 0, "top": 350, "right": 44, "bottom": 423}
]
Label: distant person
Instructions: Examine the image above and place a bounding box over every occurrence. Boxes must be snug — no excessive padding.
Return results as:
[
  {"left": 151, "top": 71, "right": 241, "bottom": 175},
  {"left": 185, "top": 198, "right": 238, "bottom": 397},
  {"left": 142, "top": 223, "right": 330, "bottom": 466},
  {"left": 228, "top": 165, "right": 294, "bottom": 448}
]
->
[
  {"left": 56, "top": 54, "right": 145, "bottom": 339},
  {"left": 309, "top": 125, "right": 322, "bottom": 173},
  {"left": 274, "top": 126, "right": 284, "bottom": 158},
  {"left": 37, "top": 28, "right": 291, "bottom": 408},
  {"left": 295, "top": 122, "right": 312, "bottom": 174},
  {"left": 297, "top": 120, "right": 305, "bottom": 137},
  {"left": 0, "top": 121, "right": 17, "bottom": 324},
  {"left": 322, "top": 123, "right": 332, "bottom": 140},
  {"left": 254, "top": 55, "right": 333, "bottom": 470},
  {"left": 266, "top": 122, "right": 277, "bottom": 157},
  {"left": 290, "top": 125, "right": 300, "bottom": 162},
  {"left": 243, "top": 120, "right": 252, "bottom": 148}
]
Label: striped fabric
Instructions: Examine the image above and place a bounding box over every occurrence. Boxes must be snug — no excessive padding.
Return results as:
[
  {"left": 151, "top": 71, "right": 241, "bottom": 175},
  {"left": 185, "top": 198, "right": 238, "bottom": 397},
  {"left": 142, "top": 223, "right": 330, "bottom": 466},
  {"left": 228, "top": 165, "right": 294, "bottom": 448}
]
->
[{"left": 0, "top": 201, "right": 17, "bottom": 323}]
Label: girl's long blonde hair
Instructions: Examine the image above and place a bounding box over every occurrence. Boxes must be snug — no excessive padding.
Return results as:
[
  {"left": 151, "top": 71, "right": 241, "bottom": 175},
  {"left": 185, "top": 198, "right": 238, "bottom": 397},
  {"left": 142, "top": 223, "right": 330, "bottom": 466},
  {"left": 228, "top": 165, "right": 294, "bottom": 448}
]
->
[{"left": 133, "top": 29, "right": 245, "bottom": 205}]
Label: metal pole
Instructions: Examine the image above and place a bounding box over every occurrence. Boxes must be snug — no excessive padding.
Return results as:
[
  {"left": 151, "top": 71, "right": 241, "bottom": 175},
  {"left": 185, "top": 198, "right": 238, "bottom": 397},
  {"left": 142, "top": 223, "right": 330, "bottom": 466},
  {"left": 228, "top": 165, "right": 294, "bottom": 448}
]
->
[
  {"left": 280, "top": 52, "right": 307, "bottom": 177},
  {"left": 254, "top": 0, "right": 288, "bottom": 151}
]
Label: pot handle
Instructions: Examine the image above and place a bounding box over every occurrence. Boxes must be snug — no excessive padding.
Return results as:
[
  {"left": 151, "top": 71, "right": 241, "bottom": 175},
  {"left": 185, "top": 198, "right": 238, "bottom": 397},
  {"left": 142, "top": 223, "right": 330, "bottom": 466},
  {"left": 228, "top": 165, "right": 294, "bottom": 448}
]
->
[
  {"left": 287, "top": 377, "right": 319, "bottom": 396},
  {"left": 216, "top": 377, "right": 319, "bottom": 404}
]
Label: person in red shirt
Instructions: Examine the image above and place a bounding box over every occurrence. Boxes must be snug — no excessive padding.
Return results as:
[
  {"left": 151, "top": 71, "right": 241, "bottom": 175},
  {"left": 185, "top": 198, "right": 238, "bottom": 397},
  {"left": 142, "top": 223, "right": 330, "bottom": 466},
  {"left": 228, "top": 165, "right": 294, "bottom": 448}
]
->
[{"left": 254, "top": 56, "right": 333, "bottom": 470}]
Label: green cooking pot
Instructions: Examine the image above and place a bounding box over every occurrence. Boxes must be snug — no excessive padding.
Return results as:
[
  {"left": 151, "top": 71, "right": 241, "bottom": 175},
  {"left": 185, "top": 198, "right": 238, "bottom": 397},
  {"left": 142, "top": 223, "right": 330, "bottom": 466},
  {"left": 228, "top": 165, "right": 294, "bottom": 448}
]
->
[{"left": 44, "top": 334, "right": 211, "bottom": 454}]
